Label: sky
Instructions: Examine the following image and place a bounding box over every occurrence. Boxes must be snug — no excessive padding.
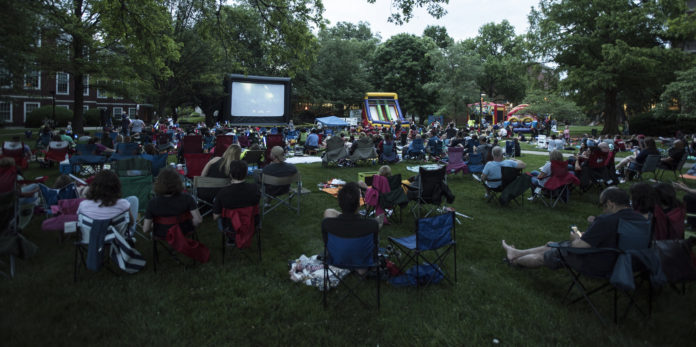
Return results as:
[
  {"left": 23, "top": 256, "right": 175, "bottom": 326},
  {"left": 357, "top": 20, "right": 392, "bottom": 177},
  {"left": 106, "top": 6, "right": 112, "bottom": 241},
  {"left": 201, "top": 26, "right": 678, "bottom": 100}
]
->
[{"left": 321, "top": 0, "right": 540, "bottom": 41}]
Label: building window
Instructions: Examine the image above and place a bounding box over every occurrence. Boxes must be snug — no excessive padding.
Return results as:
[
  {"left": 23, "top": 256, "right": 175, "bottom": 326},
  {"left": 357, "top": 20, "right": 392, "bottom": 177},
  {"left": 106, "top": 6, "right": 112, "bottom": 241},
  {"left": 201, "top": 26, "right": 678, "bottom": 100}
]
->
[
  {"left": 113, "top": 107, "right": 123, "bottom": 117},
  {"left": 0, "top": 101, "right": 12, "bottom": 122},
  {"left": 24, "top": 102, "right": 40, "bottom": 122},
  {"left": 83, "top": 75, "right": 89, "bottom": 96},
  {"left": 97, "top": 88, "right": 106, "bottom": 98},
  {"left": 56, "top": 72, "right": 69, "bottom": 95},
  {"left": 128, "top": 107, "right": 136, "bottom": 117},
  {"left": 97, "top": 106, "right": 107, "bottom": 111},
  {"left": 24, "top": 70, "right": 40, "bottom": 90},
  {"left": 83, "top": 105, "right": 89, "bottom": 112},
  {"left": 0, "top": 68, "right": 11, "bottom": 88}
]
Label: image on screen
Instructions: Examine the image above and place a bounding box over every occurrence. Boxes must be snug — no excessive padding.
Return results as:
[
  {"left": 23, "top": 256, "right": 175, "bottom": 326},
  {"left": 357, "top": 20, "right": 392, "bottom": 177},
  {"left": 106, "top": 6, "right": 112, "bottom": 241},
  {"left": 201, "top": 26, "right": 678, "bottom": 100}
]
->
[{"left": 231, "top": 82, "right": 286, "bottom": 118}]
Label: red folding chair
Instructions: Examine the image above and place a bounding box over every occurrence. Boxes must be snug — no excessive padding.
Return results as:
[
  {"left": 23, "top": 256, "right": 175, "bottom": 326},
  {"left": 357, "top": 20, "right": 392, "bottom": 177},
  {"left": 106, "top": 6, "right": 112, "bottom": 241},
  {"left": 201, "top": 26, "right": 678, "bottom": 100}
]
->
[
  {"left": 2, "top": 141, "right": 28, "bottom": 169},
  {"left": 183, "top": 153, "right": 212, "bottom": 180},
  {"left": 45, "top": 141, "right": 70, "bottom": 163},
  {"left": 181, "top": 135, "right": 203, "bottom": 154},
  {"left": 238, "top": 135, "right": 250, "bottom": 148},
  {"left": 264, "top": 134, "right": 285, "bottom": 165},
  {"left": 444, "top": 146, "right": 468, "bottom": 175},
  {"left": 214, "top": 135, "right": 236, "bottom": 157}
]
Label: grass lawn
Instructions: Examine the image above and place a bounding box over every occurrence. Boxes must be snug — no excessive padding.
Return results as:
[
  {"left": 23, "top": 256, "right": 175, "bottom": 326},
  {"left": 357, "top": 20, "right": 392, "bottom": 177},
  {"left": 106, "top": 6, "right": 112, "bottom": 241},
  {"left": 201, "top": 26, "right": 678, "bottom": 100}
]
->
[{"left": 2, "top": 153, "right": 696, "bottom": 345}]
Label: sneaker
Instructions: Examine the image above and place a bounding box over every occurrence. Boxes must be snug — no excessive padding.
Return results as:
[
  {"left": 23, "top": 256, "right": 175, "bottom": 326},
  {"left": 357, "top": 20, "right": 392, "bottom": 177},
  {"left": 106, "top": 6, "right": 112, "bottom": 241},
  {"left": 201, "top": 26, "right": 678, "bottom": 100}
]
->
[
  {"left": 527, "top": 195, "right": 536, "bottom": 201},
  {"left": 533, "top": 187, "right": 542, "bottom": 195}
]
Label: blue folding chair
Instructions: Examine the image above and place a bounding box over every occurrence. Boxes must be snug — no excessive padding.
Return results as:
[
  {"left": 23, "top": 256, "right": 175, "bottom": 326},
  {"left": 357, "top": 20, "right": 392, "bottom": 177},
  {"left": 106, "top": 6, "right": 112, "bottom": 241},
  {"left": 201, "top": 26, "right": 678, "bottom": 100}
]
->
[
  {"left": 388, "top": 212, "right": 456, "bottom": 288},
  {"left": 467, "top": 153, "right": 484, "bottom": 174},
  {"left": 406, "top": 138, "right": 425, "bottom": 159},
  {"left": 71, "top": 144, "right": 107, "bottom": 175},
  {"left": 427, "top": 137, "right": 443, "bottom": 158},
  {"left": 141, "top": 153, "right": 168, "bottom": 177},
  {"left": 322, "top": 220, "right": 380, "bottom": 309}
]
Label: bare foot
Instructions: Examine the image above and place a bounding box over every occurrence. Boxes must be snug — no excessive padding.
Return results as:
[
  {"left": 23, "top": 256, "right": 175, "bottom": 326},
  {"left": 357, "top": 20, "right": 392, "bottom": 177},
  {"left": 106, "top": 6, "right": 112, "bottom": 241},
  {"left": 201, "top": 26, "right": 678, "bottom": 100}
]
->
[{"left": 501, "top": 240, "right": 519, "bottom": 262}]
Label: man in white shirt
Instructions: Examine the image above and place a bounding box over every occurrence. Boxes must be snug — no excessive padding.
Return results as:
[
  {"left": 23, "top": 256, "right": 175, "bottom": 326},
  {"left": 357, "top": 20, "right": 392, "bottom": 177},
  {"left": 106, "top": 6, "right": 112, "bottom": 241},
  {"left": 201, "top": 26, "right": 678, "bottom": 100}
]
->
[{"left": 481, "top": 146, "right": 526, "bottom": 189}]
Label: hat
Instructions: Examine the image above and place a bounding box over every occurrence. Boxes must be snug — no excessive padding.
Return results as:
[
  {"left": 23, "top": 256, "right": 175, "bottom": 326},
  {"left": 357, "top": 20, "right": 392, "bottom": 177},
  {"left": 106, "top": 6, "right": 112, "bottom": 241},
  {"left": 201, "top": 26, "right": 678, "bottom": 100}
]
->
[{"left": 271, "top": 146, "right": 285, "bottom": 161}]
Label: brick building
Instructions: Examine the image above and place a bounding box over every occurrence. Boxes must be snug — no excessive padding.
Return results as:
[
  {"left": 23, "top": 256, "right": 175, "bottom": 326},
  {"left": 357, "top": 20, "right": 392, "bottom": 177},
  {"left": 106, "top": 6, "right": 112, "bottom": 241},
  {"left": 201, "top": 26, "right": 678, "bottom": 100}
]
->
[{"left": 0, "top": 69, "right": 142, "bottom": 127}]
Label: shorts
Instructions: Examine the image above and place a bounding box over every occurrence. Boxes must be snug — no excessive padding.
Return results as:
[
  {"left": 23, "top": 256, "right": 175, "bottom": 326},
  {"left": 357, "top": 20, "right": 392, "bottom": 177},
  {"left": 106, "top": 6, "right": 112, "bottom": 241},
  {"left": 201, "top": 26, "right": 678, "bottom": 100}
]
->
[{"left": 543, "top": 240, "right": 573, "bottom": 270}]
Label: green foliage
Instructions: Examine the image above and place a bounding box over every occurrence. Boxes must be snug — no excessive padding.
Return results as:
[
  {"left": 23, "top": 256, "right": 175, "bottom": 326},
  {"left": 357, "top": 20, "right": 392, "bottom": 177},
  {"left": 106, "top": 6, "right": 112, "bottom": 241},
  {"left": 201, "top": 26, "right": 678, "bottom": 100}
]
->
[
  {"left": 295, "top": 22, "right": 378, "bottom": 110},
  {"left": 659, "top": 66, "right": 696, "bottom": 115},
  {"left": 83, "top": 109, "right": 102, "bottom": 127},
  {"left": 25, "top": 106, "right": 73, "bottom": 128},
  {"left": 528, "top": 0, "right": 689, "bottom": 134},
  {"left": 424, "top": 41, "right": 482, "bottom": 120},
  {"left": 178, "top": 116, "right": 205, "bottom": 124},
  {"left": 467, "top": 20, "right": 528, "bottom": 103},
  {"left": 423, "top": 25, "right": 453, "bottom": 49},
  {"left": 366, "top": 0, "right": 449, "bottom": 25},
  {"left": 630, "top": 111, "right": 696, "bottom": 136},
  {"left": 372, "top": 34, "right": 438, "bottom": 118},
  {"left": 522, "top": 90, "right": 585, "bottom": 124}
]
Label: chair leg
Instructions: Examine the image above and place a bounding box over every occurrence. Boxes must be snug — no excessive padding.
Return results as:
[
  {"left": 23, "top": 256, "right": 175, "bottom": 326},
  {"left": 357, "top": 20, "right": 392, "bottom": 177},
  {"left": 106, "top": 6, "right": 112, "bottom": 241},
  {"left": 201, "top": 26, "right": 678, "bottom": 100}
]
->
[{"left": 152, "top": 238, "right": 158, "bottom": 273}]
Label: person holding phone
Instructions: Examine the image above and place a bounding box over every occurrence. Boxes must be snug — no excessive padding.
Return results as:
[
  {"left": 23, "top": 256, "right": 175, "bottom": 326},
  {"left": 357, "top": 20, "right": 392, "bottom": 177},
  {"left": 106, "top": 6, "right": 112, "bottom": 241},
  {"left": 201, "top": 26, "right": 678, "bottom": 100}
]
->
[{"left": 501, "top": 187, "right": 644, "bottom": 274}]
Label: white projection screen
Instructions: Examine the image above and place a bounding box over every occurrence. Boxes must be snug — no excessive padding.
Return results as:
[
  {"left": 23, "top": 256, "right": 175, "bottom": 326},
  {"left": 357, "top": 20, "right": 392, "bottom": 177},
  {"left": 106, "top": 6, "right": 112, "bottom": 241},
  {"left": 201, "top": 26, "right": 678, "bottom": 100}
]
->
[{"left": 224, "top": 74, "right": 291, "bottom": 125}]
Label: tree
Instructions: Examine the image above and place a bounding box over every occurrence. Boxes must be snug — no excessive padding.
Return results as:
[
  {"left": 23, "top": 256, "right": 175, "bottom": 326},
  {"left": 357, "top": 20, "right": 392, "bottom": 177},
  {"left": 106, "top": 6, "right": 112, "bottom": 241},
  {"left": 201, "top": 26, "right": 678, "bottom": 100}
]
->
[
  {"left": 366, "top": 0, "right": 449, "bottom": 25},
  {"left": 372, "top": 34, "right": 437, "bottom": 120},
  {"left": 424, "top": 41, "right": 482, "bottom": 121},
  {"left": 660, "top": 66, "right": 696, "bottom": 116},
  {"left": 467, "top": 20, "right": 528, "bottom": 104},
  {"left": 30, "top": 0, "right": 179, "bottom": 133},
  {"left": 522, "top": 90, "right": 584, "bottom": 124},
  {"left": 423, "top": 25, "right": 453, "bottom": 49},
  {"left": 528, "top": 0, "right": 689, "bottom": 134},
  {"left": 295, "top": 22, "right": 378, "bottom": 114}
]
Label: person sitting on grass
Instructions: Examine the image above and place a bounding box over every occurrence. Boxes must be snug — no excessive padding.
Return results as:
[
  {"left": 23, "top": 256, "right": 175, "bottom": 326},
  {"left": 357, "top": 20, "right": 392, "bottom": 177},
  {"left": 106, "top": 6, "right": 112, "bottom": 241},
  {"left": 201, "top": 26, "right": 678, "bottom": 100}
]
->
[
  {"left": 501, "top": 187, "right": 643, "bottom": 275},
  {"left": 143, "top": 167, "right": 202, "bottom": 239}
]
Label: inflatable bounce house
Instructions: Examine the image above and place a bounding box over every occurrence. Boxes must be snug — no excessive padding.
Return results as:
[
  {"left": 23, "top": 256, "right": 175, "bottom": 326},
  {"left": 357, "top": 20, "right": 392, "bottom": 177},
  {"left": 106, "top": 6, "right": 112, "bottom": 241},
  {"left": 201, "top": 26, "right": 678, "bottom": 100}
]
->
[
  {"left": 503, "top": 104, "right": 538, "bottom": 133},
  {"left": 362, "top": 92, "right": 409, "bottom": 128},
  {"left": 467, "top": 101, "right": 506, "bottom": 125}
]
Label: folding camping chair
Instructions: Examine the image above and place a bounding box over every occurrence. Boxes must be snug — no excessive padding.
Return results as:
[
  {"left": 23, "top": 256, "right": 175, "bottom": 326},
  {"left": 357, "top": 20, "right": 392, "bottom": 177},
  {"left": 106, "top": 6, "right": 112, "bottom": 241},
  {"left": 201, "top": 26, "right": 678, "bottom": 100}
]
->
[
  {"left": 481, "top": 166, "right": 526, "bottom": 205},
  {"left": 260, "top": 172, "right": 302, "bottom": 227},
  {"left": 626, "top": 154, "right": 661, "bottom": 181},
  {"left": 547, "top": 217, "right": 661, "bottom": 324},
  {"left": 71, "top": 143, "right": 107, "bottom": 176},
  {"left": 466, "top": 153, "right": 484, "bottom": 174},
  {"left": 113, "top": 157, "right": 153, "bottom": 239},
  {"left": 505, "top": 140, "right": 516, "bottom": 158},
  {"left": 406, "top": 166, "right": 451, "bottom": 219},
  {"left": 537, "top": 160, "right": 580, "bottom": 208},
  {"left": 322, "top": 218, "right": 380, "bottom": 309},
  {"left": 2, "top": 141, "right": 28, "bottom": 169},
  {"left": 444, "top": 147, "right": 468, "bottom": 176},
  {"left": 74, "top": 211, "right": 144, "bottom": 281},
  {"left": 238, "top": 135, "right": 250, "bottom": 148},
  {"left": 536, "top": 134, "right": 547, "bottom": 149},
  {"left": 388, "top": 211, "right": 456, "bottom": 288},
  {"left": 192, "top": 176, "right": 230, "bottom": 217},
  {"left": 0, "top": 191, "right": 18, "bottom": 279},
  {"left": 109, "top": 142, "right": 140, "bottom": 161},
  {"left": 183, "top": 153, "right": 212, "bottom": 182},
  {"left": 45, "top": 141, "right": 70, "bottom": 164},
  {"left": 151, "top": 212, "right": 202, "bottom": 272},
  {"left": 218, "top": 205, "right": 261, "bottom": 264},
  {"left": 181, "top": 135, "right": 203, "bottom": 154},
  {"left": 657, "top": 153, "right": 688, "bottom": 181},
  {"left": 426, "top": 137, "right": 443, "bottom": 159},
  {"left": 38, "top": 183, "right": 79, "bottom": 220},
  {"left": 322, "top": 136, "right": 349, "bottom": 167},
  {"left": 140, "top": 153, "right": 168, "bottom": 178},
  {"left": 214, "top": 135, "right": 236, "bottom": 156},
  {"left": 242, "top": 150, "right": 264, "bottom": 170},
  {"left": 264, "top": 134, "right": 286, "bottom": 165}
]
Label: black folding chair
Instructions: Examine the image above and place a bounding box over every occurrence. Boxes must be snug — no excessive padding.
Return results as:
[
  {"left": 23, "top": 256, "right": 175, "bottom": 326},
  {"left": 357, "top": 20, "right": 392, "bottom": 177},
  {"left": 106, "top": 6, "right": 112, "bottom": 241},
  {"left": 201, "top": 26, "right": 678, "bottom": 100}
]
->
[
  {"left": 548, "top": 218, "right": 661, "bottom": 324},
  {"left": 406, "top": 166, "right": 451, "bottom": 219},
  {"left": 657, "top": 153, "right": 687, "bottom": 181},
  {"left": 483, "top": 166, "right": 523, "bottom": 205}
]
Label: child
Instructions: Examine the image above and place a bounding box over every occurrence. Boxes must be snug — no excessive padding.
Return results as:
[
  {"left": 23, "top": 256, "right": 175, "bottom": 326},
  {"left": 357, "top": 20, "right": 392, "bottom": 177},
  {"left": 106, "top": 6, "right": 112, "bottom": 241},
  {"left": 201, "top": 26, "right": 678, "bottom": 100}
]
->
[{"left": 66, "top": 121, "right": 73, "bottom": 135}]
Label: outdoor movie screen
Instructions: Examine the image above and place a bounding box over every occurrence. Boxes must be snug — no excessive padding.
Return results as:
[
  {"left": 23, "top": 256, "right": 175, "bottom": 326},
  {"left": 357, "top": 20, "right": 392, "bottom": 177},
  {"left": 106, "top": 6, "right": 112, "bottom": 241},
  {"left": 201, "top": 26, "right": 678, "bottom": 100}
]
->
[{"left": 223, "top": 74, "right": 291, "bottom": 125}]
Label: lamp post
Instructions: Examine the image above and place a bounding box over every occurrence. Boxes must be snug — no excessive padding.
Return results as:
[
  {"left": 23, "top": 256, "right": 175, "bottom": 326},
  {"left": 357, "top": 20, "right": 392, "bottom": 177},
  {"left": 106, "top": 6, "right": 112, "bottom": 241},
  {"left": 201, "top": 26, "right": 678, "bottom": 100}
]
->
[{"left": 50, "top": 90, "right": 56, "bottom": 126}]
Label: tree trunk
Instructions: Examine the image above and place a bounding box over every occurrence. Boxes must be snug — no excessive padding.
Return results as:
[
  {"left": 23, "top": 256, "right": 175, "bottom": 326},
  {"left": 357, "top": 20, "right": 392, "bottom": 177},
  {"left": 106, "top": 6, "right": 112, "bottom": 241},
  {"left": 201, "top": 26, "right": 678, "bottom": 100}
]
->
[
  {"left": 72, "top": 0, "right": 85, "bottom": 133},
  {"left": 602, "top": 89, "right": 620, "bottom": 135}
]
